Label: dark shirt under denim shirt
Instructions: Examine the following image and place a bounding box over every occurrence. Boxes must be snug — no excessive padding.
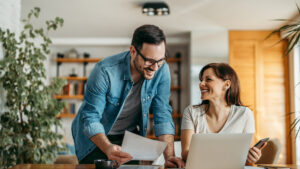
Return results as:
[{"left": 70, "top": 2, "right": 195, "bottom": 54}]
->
[{"left": 108, "top": 78, "right": 144, "bottom": 135}]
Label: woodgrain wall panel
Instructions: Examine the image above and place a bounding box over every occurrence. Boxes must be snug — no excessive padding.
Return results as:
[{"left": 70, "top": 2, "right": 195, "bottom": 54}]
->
[{"left": 229, "top": 31, "right": 290, "bottom": 163}]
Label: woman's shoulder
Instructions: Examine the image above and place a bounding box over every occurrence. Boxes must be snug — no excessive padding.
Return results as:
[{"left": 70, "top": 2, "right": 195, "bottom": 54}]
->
[
  {"left": 183, "top": 104, "right": 205, "bottom": 115},
  {"left": 231, "top": 105, "right": 254, "bottom": 117}
]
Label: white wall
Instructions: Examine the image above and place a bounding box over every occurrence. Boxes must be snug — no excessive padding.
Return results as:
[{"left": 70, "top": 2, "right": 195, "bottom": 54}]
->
[
  {"left": 0, "top": 0, "right": 21, "bottom": 37},
  {"left": 190, "top": 29, "right": 228, "bottom": 105},
  {"left": 0, "top": 0, "right": 21, "bottom": 114}
]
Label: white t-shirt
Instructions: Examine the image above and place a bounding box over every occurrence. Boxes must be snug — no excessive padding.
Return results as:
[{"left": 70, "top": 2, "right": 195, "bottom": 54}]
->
[{"left": 181, "top": 104, "right": 255, "bottom": 133}]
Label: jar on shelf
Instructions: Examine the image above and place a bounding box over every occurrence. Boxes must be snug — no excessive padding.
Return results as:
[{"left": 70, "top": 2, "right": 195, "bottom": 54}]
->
[{"left": 65, "top": 48, "right": 80, "bottom": 58}]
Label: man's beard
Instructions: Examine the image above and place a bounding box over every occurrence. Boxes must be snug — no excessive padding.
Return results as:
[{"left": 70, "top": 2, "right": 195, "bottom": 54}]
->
[{"left": 134, "top": 57, "right": 154, "bottom": 80}]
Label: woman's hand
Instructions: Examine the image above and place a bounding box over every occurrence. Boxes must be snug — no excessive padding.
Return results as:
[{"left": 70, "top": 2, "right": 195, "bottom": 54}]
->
[{"left": 246, "top": 142, "right": 267, "bottom": 164}]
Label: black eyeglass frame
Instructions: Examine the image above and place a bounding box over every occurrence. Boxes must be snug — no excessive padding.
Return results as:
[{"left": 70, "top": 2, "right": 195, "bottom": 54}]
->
[{"left": 135, "top": 47, "right": 167, "bottom": 67}]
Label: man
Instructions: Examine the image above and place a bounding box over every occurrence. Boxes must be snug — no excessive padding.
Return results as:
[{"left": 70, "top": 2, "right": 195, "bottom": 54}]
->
[{"left": 71, "top": 24, "right": 184, "bottom": 168}]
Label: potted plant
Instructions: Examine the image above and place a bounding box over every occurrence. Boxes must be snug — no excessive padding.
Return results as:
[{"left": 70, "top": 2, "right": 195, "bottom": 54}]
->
[
  {"left": 0, "top": 7, "right": 66, "bottom": 169},
  {"left": 267, "top": 4, "right": 300, "bottom": 56}
]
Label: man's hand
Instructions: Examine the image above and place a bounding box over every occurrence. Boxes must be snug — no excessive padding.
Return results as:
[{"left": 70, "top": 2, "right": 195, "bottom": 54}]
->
[
  {"left": 90, "top": 133, "right": 132, "bottom": 165},
  {"left": 105, "top": 144, "right": 133, "bottom": 165},
  {"left": 165, "top": 156, "right": 185, "bottom": 168}
]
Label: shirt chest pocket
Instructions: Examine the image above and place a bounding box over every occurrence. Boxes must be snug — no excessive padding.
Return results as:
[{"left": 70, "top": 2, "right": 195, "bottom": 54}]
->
[{"left": 106, "top": 95, "right": 121, "bottom": 109}]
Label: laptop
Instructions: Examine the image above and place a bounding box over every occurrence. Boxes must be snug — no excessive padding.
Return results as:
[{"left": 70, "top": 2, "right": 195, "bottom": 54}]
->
[{"left": 184, "top": 133, "right": 253, "bottom": 169}]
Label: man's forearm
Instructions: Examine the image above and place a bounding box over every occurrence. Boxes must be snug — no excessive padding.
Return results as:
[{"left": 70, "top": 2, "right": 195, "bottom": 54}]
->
[
  {"left": 90, "top": 133, "right": 112, "bottom": 155},
  {"left": 158, "top": 134, "right": 175, "bottom": 158}
]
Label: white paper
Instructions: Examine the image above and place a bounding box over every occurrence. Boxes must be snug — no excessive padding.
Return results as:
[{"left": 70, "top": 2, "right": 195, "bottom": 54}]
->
[{"left": 121, "top": 131, "right": 168, "bottom": 160}]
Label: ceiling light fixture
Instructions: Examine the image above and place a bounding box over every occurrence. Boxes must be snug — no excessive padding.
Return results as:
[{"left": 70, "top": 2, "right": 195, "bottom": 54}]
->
[{"left": 142, "top": 2, "right": 170, "bottom": 16}]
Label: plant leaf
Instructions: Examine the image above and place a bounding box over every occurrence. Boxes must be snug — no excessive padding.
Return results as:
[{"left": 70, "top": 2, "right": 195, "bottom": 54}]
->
[
  {"left": 273, "top": 19, "right": 299, "bottom": 22},
  {"left": 283, "top": 30, "right": 298, "bottom": 55},
  {"left": 286, "top": 31, "right": 300, "bottom": 55},
  {"left": 290, "top": 118, "right": 300, "bottom": 133},
  {"left": 296, "top": 3, "right": 300, "bottom": 14},
  {"left": 265, "top": 24, "right": 298, "bottom": 40}
]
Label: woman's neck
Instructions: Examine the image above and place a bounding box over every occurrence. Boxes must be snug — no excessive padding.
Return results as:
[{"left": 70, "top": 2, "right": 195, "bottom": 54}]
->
[{"left": 207, "top": 100, "right": 231, "bottom": 121}]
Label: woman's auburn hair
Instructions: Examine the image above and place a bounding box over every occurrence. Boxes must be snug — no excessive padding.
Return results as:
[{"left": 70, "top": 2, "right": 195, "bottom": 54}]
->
[{"left": 197, "top": 63, "right": 243, "bottom": 111}]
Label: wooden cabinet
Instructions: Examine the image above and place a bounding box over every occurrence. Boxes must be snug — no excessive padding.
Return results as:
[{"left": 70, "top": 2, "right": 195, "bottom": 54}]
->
[{"left": 229, "top": 31, "right": 291, "bottom": 163}]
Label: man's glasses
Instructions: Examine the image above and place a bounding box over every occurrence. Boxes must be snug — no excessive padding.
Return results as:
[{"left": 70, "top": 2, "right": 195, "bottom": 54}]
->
[{"left": 135, "top": 47, "right": 166, "bottom": 68}]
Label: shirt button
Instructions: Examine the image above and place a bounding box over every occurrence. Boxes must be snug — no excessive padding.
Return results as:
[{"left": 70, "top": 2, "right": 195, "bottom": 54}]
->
[
  {"left": 142, "top": 98, "right": 145, "bottom": 102},
  {"left": 144, "top": 114, "right": 146, "bottom": 117},
  {"left": 147, "top": 96, "right": 150, "bottom": 99},
  {"left": 117, "top": 103, "right": 120, "bottom": 106}
]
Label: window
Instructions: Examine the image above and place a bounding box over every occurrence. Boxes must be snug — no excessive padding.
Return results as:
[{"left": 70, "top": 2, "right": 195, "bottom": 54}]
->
[{"left": 294, "top": 44, "right": 300, "bottom": 164}]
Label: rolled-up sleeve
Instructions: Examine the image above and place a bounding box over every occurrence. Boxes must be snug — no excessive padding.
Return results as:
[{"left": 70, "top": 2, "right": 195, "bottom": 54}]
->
[
  {"left": 81, "top": 64, "right": 109, "bottom": 138},
  {"left": 154, "top": 122, "right": 175, "bottom": 136},
  {"left": 151, "top": 64, "right": 175, "bottom": 136}
]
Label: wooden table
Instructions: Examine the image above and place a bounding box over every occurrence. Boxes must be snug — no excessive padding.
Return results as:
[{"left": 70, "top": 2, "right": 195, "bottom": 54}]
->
[
  {"left": 9, "top": 164, "right": 93, "bottom": 169},
  {"left": 257, "top": 164, "right": 300, "bottom": 169},
  {"left": 9, "top": 164, "right": 163, "bottom": 169},
  {"left": 9, "top": 164, "right": 300, "bottom": 169}
]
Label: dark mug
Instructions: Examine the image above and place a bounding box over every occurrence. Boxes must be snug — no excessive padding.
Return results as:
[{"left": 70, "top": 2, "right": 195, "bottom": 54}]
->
[{"left": 94, "top": 159, "right": 119, "bottom": 169}]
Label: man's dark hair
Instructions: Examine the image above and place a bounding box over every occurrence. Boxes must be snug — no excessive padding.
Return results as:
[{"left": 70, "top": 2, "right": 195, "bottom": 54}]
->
[{"left": 131, "top": 24, "right": 166, "bottom": 50}]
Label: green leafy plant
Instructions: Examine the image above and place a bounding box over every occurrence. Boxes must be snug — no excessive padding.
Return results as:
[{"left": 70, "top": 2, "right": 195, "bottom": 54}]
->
[
  {"left": 0, "top": 7, "right": 66, "bottom": 169},
  {"left": 267, "top": 4, "right": 300, "bottom": 56}
]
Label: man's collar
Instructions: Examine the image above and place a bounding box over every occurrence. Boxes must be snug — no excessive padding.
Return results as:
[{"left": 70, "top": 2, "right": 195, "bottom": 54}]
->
[{"left": 124, "top": 51, "right": 133, "bottom": 81}]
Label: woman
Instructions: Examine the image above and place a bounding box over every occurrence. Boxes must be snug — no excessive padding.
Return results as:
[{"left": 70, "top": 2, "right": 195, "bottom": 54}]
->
[{"left": 181, "top": 63, "right": 265, "bottom": 164}]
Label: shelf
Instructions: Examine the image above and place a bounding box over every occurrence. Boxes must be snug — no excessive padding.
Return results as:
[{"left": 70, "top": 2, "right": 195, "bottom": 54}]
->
[
  {"left": 166, "top": 58, "right": 182, "bottom": 63},
  {"left": 55, "top": 86, "right": 179, "bottom": 100},
  {"left": 149, "top": 113, "right": 182, "bottom": 119},
  {"left": 60, "top": 76, "right": 88, "bottom": 81},
  {"left": 55, "top": 95, "right": 84, "bottom": 99},
  {"left": 56, "top": 58, "right": 102, "bottom": 63},
  {"left": 56, "top": 57, "right": 182, "bottom": 63},
  {"left": 147, "top": 135, "right": 180, "bottom": 140},
  {"left": 171, "top": 86, "right": 181, "bottom": 91},
  {"left": 60, "top": 77, "right": 180, "bottom": 90},
  {"left": 58, "top": 113, "right": 76, "bottom": 118},
  {"left": 147, "top": 135, "right": 156, "bottom": 139}
]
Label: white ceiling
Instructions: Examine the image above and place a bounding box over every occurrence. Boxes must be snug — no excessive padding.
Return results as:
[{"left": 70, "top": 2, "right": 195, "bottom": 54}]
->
[{"left": 21, "top": 0, "right": 298, "bottom": 38}]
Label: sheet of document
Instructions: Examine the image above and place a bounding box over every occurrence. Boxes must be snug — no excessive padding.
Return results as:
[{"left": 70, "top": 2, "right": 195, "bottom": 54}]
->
[{"left": 121, "top": 131, "right": 168, "bottom": 160}]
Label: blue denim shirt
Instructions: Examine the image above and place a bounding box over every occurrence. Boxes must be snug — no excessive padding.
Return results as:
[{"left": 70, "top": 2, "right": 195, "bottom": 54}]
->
[{"left": 71, "top": 51, "right": 174, "bottom": 161}]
